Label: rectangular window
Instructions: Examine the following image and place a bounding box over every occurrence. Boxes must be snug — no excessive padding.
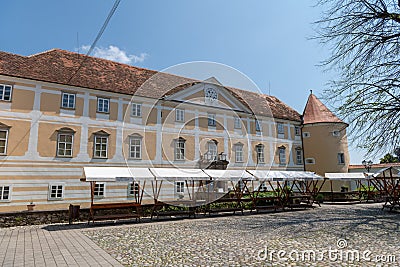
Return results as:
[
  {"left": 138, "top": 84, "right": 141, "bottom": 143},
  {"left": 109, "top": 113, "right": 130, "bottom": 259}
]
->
[
  {"left": 207, "top": 141, "right": 218, "bottom": 160},
  {"left": 0, "top": 84, "right": 12, "bottom": 101},
  {"left": 279, "top": 147, "right": 286, "bottom": 164},
  {"left": 208, "top": 113, "right": 216, "bottom": 127},
  {"left": 129, "top": 137, "right": 142, "bottom": 159},
  {"left": 61, "top": 92, "right": 75, "bottom": 109},
  {"left": 255, "top": 120, "right": 261, "bottom": 132},
  {"left": 175, "top": 181, "right": 185, "bottom": 194},
  {"left": 176, "top": 109, "right": 185, "bottom": 122},
  {"left": 97, "top": 97, "right": 110, "bottom": 113},
  {"left": 132, "top": 103, "right": 142, "bottom": 117},
  {"left": 332, "top": 130, "right": 340, "bottom": 137},
  {"left": 295, "top": 126, "right": 301, "bottom": 136},
  {"left": 234, "top": 117, "right": 241, "bottom": 129},
  {"left": 296, "top": 150, "right": 303, "bottom": 165},
  {"left": 256, "top": 145, "right": 265, "bottom": 163},
  {"left": 277, "top": 123, "right": 284, "bottom": 134},
  {"left": 338, "top": 153, "right": 345, "bottom": 164},
  {"left": 0, "top": 129, "right": 8, "bottom": 155},
  {"left": 48, "top": 184, "right": 63, "bottom": 200},
  {"left": 94, "top": 183, "right": 105, "bottom": 198},
  {"left": 175, "top": 139, "right": 185, "bottom": 160},
  {"left": 94, "top": 136, "right": 108, "bottom": 158},
  {"left": 0, "top": 185, "right": 10, "bottom": 201},
  {"left": 57, "top": 133, "right": 73, "bottom": 157},
  {"left": 129, "top": 182, "right": 140, "bottom": 196},
  {"left": 235, "top": 144, "right": 244, "bottom": 163}
]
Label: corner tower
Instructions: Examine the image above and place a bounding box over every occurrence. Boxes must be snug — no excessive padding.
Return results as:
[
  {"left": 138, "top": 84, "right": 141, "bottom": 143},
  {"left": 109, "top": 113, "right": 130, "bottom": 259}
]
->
[{"left": 302, "top": 92, "right": 350, "bottom": 175}]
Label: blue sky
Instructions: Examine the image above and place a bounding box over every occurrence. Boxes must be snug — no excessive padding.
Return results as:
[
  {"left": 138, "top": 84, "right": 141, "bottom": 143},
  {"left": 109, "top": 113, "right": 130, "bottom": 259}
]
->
[{"left": 2, "top": 1, "right": 372, "bottom": 164}]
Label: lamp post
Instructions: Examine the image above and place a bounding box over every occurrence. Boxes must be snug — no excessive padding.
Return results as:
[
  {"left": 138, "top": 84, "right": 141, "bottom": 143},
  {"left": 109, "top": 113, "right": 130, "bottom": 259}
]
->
[{"left": 362, "top": 160, "right": 373, "bottom": 172}]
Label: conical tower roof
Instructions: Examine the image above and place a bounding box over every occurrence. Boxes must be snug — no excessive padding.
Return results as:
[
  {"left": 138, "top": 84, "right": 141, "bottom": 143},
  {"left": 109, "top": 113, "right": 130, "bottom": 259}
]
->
[{"left": 302, "top": 92, "right": 347, "bottom": 125}]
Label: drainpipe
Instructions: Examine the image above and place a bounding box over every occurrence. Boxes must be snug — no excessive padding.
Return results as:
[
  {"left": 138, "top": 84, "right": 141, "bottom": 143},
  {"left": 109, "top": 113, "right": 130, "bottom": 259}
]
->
[{"left": 300, "top": 115, "right": 306, "bottom": 172}]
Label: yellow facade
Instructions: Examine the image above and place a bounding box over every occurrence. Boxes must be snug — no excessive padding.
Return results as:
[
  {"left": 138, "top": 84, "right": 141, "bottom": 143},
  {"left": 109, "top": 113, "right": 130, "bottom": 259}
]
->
[{"left": 0, "top": 73, "right": 307, "bottom": 212}]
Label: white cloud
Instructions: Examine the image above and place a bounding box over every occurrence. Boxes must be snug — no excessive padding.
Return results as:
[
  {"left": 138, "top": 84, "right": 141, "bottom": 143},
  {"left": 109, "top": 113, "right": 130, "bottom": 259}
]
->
[{"left": 80, "top": 45, "right": 147, "bottom": 64}]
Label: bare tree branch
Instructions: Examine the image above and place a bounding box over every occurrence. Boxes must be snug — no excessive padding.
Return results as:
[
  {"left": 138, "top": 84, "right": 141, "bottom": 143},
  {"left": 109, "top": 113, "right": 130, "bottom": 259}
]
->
[{"left": 315, "top": 0, "right": 400, "bottom": 156}]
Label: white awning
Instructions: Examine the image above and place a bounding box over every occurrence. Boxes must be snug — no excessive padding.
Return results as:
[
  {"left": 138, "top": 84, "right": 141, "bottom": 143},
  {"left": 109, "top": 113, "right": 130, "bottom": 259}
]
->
[
  {"left": 83, "top": 167, "right": 154, "bottom": 182},
  {"left": 369, "top": 167, "right": 400, "bottom": 178},
  {"left": 149, "top": 168, "right": 210, "bottom": 180},
  {"left": 203, "top": 169, "right": 255, "bottom": 181},
  {"left": 247, "top": 170, "right": 324, "bottom": 181},
  {"left": 325, "top": 172, "right": 367, "bottom": 180}
]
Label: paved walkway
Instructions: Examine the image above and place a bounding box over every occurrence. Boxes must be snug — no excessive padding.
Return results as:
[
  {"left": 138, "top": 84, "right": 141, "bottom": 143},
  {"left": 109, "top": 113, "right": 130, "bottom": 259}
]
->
[
  {"left": 1, "top": 204, "right": 399, "bottom": 266},
  {"left": 0, "top": 225, "right": 122, "bottom": 267}
]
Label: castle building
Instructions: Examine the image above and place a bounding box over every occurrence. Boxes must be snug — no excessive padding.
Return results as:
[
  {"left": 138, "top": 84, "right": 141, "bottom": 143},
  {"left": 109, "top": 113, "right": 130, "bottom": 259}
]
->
[{"left": 0, "top": 49, "right": 306, "bottom": 212}]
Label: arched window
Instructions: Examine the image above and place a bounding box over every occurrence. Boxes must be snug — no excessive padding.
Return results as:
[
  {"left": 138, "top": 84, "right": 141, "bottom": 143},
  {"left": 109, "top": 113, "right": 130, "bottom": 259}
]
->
[
  {"left": 278, "top": 145, "right": 286, "bottom": 165},
  {"left": 256, "top": 144, "right": 265, "bottom": 164},
  {"left": 129, "top": 134, "right": 142, "bottom": 159},
  {"left": 56, "top": 127, "right": 75, "bottom": 157},
  {"left": 175, "top": 137, "right": 186, "bottom": 160}
]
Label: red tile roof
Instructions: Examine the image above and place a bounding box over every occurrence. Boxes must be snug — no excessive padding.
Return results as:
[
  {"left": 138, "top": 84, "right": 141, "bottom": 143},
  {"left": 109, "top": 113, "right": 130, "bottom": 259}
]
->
[
  {"left": 0, "top": 49, "right": 301, "bottom": 122},
  {"left": 349, "top": 163, "right": 400, "bottom": 169},
  {"left": 302, "top": 93, "right": 346, "bottom": 125}
]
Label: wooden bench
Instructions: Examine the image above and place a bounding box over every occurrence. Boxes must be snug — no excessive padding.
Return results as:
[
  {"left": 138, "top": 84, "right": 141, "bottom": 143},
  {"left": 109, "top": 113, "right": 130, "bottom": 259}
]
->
[
  {"left": 208, "top": 207, "right": 243, "bottom": 215},
  {"left": 151, "top": 201, "right": 196, "bottom": 219},
  {"left": 89, "top": 202, "right": 142, "bottom": 223}
]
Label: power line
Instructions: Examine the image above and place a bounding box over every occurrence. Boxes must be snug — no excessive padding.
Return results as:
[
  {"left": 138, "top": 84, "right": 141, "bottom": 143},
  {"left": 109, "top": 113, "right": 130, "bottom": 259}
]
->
[{"left": 67, "top": 0, "right": 121, "bottom": 84}]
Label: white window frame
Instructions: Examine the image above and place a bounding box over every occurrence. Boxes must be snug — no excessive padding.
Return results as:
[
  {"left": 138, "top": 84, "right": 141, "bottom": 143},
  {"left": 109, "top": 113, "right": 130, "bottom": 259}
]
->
[
  {"left": 57, "top": 132, "right": 74, "bottom": 157},
  {"left": 279, "top": 146, "right": 286, "bottom": 165},
  {"left": 207, "top": 141, "right": 218, "bottom": 160},
  {"left": 0, "top": 129, "right": 9, "bottom": 155},
  {"left": 296, "top": 149, "right": 303, "bottom": 165},
  {"left": 128, "top": 182, "right": 140, "bottom": 196},
  {"left": 131, "top": 103, "right": 142, "bottom": 117},
  {"left": 332, "top": 130, "right": 340, "bottom": 137},
  {"left": 0, "top": 84, "right": 12, "bottom": 101},
  {"left": 48, "top": 184, "right": 64, "bottom": 200},
  {"left": 175, "top": 181, "right": 185, "bottom": 194},
  {"left": 129, "top": 136, "right": 142, "bottom": 159},
  {"left": 303, "top": 132, "right": 311, "bottom": 138},
  {"left": 256, "top": 144, "right": 265, "bottom": 164},
  {"left": 234, "top": 117, "right": 241, "bottom": 129},
  {"left": 175, "top": 138, "right": 185, "bottom": 161},
  {"left": 277, "top": 123, "right": 284, "bottom": 134},
  {"left": 61, "top": 92, "right": 76, "bottom": 109},
  {"left": 235, "top": 144, "right": 244, "bottom": 163},
  {"left": 295, "top": 126, "right": 301, "bottom": 136},
  {"left": 338, "top": 153, "right": 345, "bottom": 164},
  {"left": 94, "top": 135, "right": 108, "bottom": 158},
  {"left": 175, "top": 109, "right": 185, "bottom": 122},
  {"left": 0, "top": 185, "right": 11, "bottom": 201},
  {"left": 94, "top": 183, "right": 105, "bottom": 198},
  {"left": 97, "top": 97, "right": 110, "bottom": 113},
  {"left": 255, "top": 120, "right": 262, "bottom": 132}
]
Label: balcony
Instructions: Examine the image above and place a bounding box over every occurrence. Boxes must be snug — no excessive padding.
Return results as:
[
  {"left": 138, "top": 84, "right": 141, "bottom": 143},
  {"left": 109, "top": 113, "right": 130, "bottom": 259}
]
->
[{"left": 199, "top": 152, "right": 229, "bottom": 170}]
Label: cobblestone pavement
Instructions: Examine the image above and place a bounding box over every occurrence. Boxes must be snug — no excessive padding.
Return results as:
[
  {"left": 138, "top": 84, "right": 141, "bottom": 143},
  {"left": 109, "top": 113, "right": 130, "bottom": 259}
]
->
[{"left": 84, "top": 204, "right": 400, "bottom": 267}]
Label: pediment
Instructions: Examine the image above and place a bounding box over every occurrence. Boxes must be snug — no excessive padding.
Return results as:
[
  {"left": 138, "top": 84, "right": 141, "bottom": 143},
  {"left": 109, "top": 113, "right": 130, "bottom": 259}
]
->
[{"left": 164, "top": 77, "right": 252, "bottom": 114}]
